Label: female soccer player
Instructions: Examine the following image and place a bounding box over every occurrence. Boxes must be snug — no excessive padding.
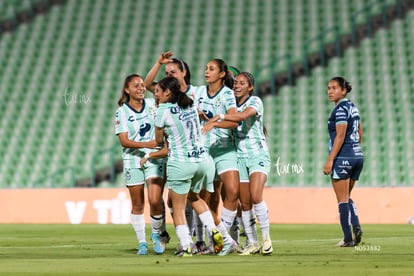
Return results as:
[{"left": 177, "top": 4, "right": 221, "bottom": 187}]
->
[
  {"left": 323, "top": 76, "right": 364, "bottom": 247},
  {"left": 144, "top": 52, "right": 203, "bottom": 251},
  {"left": 203, "top": 72, "right": 273, "bottom": 255},
  {"left": 152, "top": 76, "right": 223, "bottom": 257},
  {"left": 193, "top": 58, "right": 240, "bottom": 255},
  {"left": 114, "top": 74, "right": 168, "bottom": 255},
  {"left": 144, "top": 51, "right": 194, "bottom": 96}
]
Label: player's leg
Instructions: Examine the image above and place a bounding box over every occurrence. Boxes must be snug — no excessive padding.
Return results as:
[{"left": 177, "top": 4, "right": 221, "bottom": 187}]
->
[
  {"left": 147, "top": 176, "right": 166, "bottom": 254},
  {"left": 332, "top": 178, "right": 353, "bottom": 246},
  {"left": 349, "top": 158, "right": 364, "bottom": 245},
  {"left": 127, "top": 182, "right": 147, "bottom": 255},
  {"left": 249, "top": 171, "right": 273, "bottom": 255},
  {"left": 239, "top": 180, "right": 260, "bottom": 255}
]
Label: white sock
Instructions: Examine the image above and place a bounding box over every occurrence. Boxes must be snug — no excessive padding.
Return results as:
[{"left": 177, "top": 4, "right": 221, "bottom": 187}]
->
[
  {"left": 217, "top": 221, "right": 233, "bottom": 244},
  {"left": 237, "top": 216, "right": 244, "bottom": 232},
  {"left": 221, "top": 207, "right": 237, "bottom": 230},
  {"left": 242, "top": 209, "right": 258, "bottom": 244},
  {"left": 150, "top": 214, "right": 163, "bottom": 235},
  {"left": 194, "top": 213, "right": 205, "bottom": 242},
  {"left": 198, "top": 211, "right": 216, "bottom": 233},
  {"left": 254, "top": 201, "right": 270, "bottom": 240},
  {"left": 176, "top": 224, "right": 192, "bottom": 251},
  {"left": 131, "top": 214, "right": 146, "bottom": 243}
]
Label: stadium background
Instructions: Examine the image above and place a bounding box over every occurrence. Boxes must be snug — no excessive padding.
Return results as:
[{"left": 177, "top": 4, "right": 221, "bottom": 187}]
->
[{"left": 0, "top": 0, "right": 413, "bottom": 223}]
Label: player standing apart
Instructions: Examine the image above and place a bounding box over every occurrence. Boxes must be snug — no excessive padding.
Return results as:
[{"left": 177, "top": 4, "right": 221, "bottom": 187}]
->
[
  {"left": 114, "top": 74, "right": 168, "bottom": 255},
  {"left": 203, "top": 72, "right": 273, "bottom": 255},
  {"left": 323, "top": 76, "right": 363, "bottom": 247}
]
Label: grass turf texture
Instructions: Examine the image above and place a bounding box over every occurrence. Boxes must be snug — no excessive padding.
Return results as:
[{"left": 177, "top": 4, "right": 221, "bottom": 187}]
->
[{"left": 0, "top": 224, "right": 413, "bottom": 275}]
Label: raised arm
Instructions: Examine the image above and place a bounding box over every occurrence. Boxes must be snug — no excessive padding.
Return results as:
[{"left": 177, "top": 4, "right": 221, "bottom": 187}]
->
[{"left": 144, "top": 51, "right": 174, "bottom": 92}]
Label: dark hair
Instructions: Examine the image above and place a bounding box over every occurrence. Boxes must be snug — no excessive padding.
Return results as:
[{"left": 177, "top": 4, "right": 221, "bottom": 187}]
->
[
  {"left": 237, "top": 71, "right": 268, "bottom": 137},
  {"left": 239, "top": 71, "right": 255, "bottom": 87},
  {"left": 330, "top": 76, "right": 352, "bottom": 93},
  {"left": 171, "top": 58, "right": 191, "bottom": 85},
  {"left": 117, "top": 74, "right": 143, "bottom": 106},
  {"left": 211, "top": 58, "right": 234, "bottom": 88},
  {"left": 158, "top": 77, "right": 193, "bottom": 109}
]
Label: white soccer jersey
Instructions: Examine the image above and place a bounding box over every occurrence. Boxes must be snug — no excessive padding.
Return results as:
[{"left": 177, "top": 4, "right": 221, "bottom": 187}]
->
[
  {"left": 234, "top": 96, "right": 269, "bottom": 157},
  {"left": 114, "top": 99, "right": 157, "bottom": 168},
  {"left": 193, "top": 85, "right": 237, "bottom": 149},
  {"left": 155, "top": 103, "right": 207, "bottom": 162},
  {"left": 184, "top": 84, "right": 198, "bottom": 100}
]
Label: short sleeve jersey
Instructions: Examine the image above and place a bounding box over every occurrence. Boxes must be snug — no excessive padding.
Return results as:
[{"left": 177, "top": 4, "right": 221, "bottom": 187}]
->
[
  {"left": 184, "top": 84, "right": 198, "bottom": 100},
  {"left": 327, "top": 98, "right": 363, "bottom": 157},
  {"left": 155, "top": 103, "right": 207, "bottom": 162},
  {"left": 234, "top": 96, "right": 269, "bottom": 157},
  {"left": 192, "top": 85, "right": 237, "bottom": 148},
  {"left": 114, "top": 99, "right": 157, "bottom": 168}
]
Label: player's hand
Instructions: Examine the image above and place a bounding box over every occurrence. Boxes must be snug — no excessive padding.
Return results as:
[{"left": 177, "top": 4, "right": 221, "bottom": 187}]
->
[
  {"left": 158, "top": 51, "right": 174, "bottom": 64},
  {"left": 201, "top": 121, "right": 215, "bottom": 135},
  {"left": 323, "top": 160, "right": 333, "bottom": 175},
  {"left": 198, "top": 110, "right": 210, "bottom": 122},
  {"left": 140, "top": 157, "right": 147, "bottom": 169}
]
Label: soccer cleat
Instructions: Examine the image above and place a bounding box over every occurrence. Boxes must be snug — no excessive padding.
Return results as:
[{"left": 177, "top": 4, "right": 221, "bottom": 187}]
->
[
  {"left": 336, "top": 240, "right": 355, "bottom": 247},
  {"left": 212, "top": 229, "right": 224, "bottom": 253},
  {"left": 160, "top": 230, "right": 171, "bottom": 250},
  {"left": 137, "top": 242, "right": 148, "bottom": 255},
  {"left": 175, "top": 247, "right": 193, "bottom": 257},
  {"left": 192, "top": 241, "right": 213, "bottom": 255},
  {"left": 353, "top": 227, "right": 363, "bottom": 245},
  {"left": 261, "top": 236, "right": 273, "bottom": 255},
  {"left": 151, "top": 233, "right": 164, "bottom": 254},
  {"left": 217, "top": 239, "right": 237, "bottom": 256},
  {"left": 239, "top": 242, "right": 261, "bottom": 256}
]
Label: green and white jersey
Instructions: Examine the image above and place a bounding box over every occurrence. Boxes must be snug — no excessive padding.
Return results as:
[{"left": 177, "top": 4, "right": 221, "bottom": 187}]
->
[
  {"left": 184, "top": 84, "right": 199, "bottom": 100},
  {"left": 155, "top": 103, "right": 207, "bottom": 162},
  {"left": 234, "top": 96, "right": 269, "bottom": 157},
  {"left": 193, "top": 85, "right": 237, "bottom": 149},
  {"left": 114, "top": 99, "right": 157, "bottom": 168}
]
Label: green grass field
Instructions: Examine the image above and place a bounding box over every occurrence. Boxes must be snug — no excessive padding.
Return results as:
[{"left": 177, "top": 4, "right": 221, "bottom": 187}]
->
[{"left": 0, "top": 224, "right": 413, "bottom": 275}]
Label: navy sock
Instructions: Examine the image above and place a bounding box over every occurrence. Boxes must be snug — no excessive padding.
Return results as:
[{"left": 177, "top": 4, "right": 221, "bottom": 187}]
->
[
  {"left": 349, "top": 198, "right": 360, "bottom": 229},
  {"left": 339, "top": 202, "right": 353, "bottom": 242}
]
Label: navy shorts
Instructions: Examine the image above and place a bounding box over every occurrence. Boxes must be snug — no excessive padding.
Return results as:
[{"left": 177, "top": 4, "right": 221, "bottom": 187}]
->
[{"left": 331, "top": 157, "right": 364, "bottom": 180}]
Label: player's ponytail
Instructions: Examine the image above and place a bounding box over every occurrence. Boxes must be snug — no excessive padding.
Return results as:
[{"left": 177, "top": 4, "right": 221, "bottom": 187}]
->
[
  {"left": 211, "top": 58, "right": 235, "bottom": 88},
  {"left": 157, "top": 77, "right": 194, "bottom": 109}
]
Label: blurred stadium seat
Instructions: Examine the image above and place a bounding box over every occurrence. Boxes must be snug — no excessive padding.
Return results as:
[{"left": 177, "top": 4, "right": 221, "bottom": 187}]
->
[{"left": 0, "top": 0, "right": 412, "bottom": 188}]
